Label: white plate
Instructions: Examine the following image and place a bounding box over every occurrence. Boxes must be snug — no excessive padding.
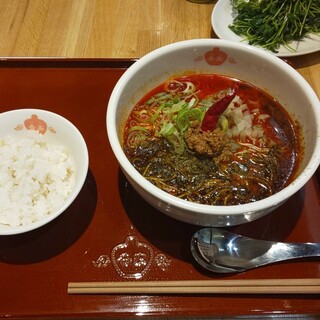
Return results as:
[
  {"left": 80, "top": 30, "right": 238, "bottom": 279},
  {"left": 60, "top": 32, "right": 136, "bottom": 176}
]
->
[{"left": 211, "top": 0, "right": 320, "bottom": 57}]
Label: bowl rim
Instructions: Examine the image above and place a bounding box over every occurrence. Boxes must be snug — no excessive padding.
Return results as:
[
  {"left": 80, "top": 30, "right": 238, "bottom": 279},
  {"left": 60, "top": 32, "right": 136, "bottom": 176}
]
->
[
  {"left": 0, "top": 108, "right": 89, "bottom": 235},
  {"left": 107, "top": 38, "right": 320, "bottom": 216}
]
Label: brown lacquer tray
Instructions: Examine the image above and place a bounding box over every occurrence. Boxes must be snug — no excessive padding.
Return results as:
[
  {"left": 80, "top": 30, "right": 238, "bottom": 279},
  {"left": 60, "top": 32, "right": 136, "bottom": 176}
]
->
[{"left": 0, "top": 59, "right": 320, "bottom": 318}]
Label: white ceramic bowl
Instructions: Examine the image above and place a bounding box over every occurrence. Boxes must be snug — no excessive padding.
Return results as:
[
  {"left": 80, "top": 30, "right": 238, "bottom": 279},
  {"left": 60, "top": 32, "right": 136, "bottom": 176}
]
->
[
  {"left": 107, "top": 39, "right": 320, "bottom": 227},
  {"left": 0, "top": 109, "right": 89, "bottom": 235}
]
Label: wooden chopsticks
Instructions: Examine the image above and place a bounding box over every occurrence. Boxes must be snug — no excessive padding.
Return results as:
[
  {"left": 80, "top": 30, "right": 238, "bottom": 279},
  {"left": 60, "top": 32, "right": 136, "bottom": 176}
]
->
[{"left": 68, "top": 278, "right": 320, "bottom": 295}]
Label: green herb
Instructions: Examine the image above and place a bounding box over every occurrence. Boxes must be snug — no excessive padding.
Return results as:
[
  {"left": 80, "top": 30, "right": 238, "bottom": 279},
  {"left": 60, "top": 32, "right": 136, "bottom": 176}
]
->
[{"left": 229, "top": 0, "right": 320, "bottom": 53}]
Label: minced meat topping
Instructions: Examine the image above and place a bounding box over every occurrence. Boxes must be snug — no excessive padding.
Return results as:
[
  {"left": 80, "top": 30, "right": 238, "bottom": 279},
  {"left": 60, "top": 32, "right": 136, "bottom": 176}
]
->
[{"left": 185, "top": 121, "right": 230, "bottom": 161}]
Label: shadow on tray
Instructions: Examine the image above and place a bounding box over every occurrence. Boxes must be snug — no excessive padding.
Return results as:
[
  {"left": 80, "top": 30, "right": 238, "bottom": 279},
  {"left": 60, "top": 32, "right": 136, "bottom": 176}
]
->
[
  {"left": 119, "top": 170, "right": 305, "bottom": 263},
  {"left": 0, "top": 169, "right": 97, "bottom": 264}
]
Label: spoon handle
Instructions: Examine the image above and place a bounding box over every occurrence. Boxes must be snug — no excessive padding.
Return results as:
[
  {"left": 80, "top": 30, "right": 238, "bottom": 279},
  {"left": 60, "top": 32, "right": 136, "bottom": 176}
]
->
[
  {"left": 281, "top": 242, "right": 320, "bottom": 259},
  {"left": 256, "top": 242, "right": 320, "bottom": 266}
]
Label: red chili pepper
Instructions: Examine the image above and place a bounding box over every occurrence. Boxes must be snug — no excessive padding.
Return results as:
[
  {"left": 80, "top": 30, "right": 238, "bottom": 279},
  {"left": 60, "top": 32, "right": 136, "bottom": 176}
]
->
[{"left": 201, "top": 84, "right": 238, "bottom": 132}]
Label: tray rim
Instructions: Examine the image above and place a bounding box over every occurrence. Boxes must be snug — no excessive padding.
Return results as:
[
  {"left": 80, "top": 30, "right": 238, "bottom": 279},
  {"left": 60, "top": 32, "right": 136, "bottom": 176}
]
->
[{"left": 0, "top": 57, "right": 137, "bottom": 69}]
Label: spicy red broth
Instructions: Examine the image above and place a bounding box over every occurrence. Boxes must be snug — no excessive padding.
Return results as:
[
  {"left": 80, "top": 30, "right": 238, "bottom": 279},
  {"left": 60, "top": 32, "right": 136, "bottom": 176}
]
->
[{"left": 123, "top": 74, "right": 301, "bottom": 205}]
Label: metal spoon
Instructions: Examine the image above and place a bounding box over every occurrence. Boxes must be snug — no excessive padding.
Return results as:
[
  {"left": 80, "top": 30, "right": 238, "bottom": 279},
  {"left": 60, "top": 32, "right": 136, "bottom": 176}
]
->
[{"left": 191, "top": 228, "right": 320, "bottom": 273}]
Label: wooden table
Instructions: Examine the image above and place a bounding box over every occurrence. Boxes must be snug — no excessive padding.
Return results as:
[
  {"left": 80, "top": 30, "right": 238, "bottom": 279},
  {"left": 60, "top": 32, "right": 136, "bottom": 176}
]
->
[{"left": 0, "top": 0, "right": 319, "bottom": 98}]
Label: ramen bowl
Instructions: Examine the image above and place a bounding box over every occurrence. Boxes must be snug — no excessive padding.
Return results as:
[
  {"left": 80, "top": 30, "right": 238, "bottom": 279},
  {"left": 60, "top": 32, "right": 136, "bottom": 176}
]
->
[
  {"left": 107, "top": 39, "right": 320, "bottom": 227},
  {"left": 0, "top": 109, "right": 89, "bottom": 235}
]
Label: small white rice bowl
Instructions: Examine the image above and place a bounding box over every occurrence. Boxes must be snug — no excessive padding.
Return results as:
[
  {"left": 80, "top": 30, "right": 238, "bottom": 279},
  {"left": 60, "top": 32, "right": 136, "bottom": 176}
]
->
[{"left": 0, "top": 109, "right": 89, "bottom": 235}]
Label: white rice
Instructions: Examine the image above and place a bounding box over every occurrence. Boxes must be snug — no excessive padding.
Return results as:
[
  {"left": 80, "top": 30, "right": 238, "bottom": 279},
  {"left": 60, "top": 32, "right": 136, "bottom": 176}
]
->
[{"left": 0, "top": 131, "right": 75, "bottom": 227}]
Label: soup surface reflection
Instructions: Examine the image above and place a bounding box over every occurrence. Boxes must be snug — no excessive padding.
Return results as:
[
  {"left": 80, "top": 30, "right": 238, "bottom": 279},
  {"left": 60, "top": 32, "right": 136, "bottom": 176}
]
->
[{"left": 123, "top": 74, "right": 301, "bottom": 205}]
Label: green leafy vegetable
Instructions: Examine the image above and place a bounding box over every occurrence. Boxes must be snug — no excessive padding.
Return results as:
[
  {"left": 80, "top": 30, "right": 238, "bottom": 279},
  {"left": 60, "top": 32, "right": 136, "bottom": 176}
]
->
[{"left": 229, "top": 0, "right": 320, "bottom": 53}]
